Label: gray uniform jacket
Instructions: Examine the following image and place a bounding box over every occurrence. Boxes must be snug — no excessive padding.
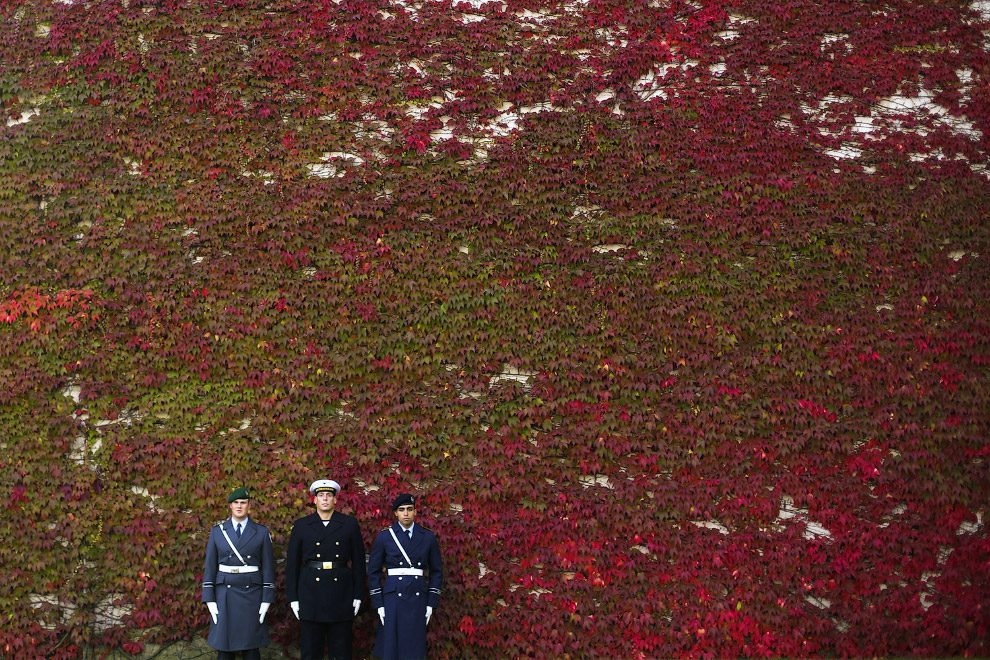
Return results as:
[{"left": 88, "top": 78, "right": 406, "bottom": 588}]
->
[{"left": 201, "top": 518, "right": 275, "bottom": 652}]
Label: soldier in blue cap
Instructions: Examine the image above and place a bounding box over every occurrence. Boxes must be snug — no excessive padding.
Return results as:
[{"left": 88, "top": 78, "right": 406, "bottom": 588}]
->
[
  {"left": 367, "top": 493, "right": 443, "bottom": 660},
  {"left": 286, "top": 479, "right": 366, "bottom": 660},
  {"left": 201, "top": 487, "right": 275, "bottom": 660}
]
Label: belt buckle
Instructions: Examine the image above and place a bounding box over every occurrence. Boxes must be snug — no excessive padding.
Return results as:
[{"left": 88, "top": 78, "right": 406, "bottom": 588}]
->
[{"left": 322, "top": 562, "right": 333, "bottom": 570}]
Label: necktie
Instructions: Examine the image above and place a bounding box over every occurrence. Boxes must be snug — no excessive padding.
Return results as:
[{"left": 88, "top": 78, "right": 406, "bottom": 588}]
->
[
  {"left": 407, "top": 528, "right": 413, "bottom": 539},
  {"left": 236, "top": 523, "right": 242, "bottom": 538}
]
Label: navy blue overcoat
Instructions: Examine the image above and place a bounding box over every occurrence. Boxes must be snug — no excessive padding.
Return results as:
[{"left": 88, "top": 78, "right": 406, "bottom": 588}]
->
[
  {"left": 201, "top": 518, "right": 275, "bottom": 652},
  {"left": 368, "top": 522, "right": 443, "bottom": 660}
]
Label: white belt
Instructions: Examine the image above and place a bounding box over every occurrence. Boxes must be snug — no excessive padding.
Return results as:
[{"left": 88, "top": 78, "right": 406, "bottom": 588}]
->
[
  {"left": 387, "top": 568, "right": 424, "bottom": 576},
  {"left": 219, "top": 565, "right": 259, "bottom": 574}
]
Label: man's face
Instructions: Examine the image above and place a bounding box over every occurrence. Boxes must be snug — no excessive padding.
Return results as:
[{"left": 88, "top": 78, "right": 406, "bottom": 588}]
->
[
  {"left": 229, "top": 499, "right": 250, "bottom": 521},
  {"left": 395, "top": 504, "right": 416, "bottom": 527},
  {"left": 315, "top": 491, "right": 336, "bottom": 514}
]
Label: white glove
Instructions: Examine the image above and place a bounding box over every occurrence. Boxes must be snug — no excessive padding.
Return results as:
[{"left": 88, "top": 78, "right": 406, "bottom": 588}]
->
[
  {"left": 290, "top": 601, "right": 300, "bottom": 620},
  {"left": 426, "top": 605, "right": 433, "bottom": 625},
  {"left": 259, "top": 602, "right": 270, "bottom": 623},
  {"left": 377, "top": 607, "right": 385, "bottom": 625},
  {"left": 353, "top": 599, "right": 361, "bottom": 617},
  {"left": 206, "top": 602, "right": 218, "bottom": 624}
]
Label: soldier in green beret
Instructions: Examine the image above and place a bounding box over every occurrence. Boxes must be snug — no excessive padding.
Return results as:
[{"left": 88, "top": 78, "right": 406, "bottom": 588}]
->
[{"left": 202, "top": 487, "right": 276, "bottom": 660}]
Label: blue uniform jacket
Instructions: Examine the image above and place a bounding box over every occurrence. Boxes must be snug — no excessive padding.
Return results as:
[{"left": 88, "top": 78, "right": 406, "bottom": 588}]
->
[{"left": 368, "top": 522, "right": 442, "bottom": 660}]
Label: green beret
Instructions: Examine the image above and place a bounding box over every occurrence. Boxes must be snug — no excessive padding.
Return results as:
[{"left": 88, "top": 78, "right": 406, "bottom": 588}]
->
[{"left": 227, "top": 487, "right": 250, "bottom": 503}]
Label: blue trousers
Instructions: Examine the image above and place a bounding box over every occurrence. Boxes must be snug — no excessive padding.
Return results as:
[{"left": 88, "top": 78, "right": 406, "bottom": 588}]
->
[
  {"left": 217, "top": 651, "right": 260, "bottom": 660},
  {"left": 300, "top": 619, "right": 353, "bottom": 660}
]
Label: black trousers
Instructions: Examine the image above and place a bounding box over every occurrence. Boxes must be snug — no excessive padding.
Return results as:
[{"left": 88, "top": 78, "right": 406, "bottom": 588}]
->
[
  {"left": 216, "top": 651, "right": 260, "bottom": 660},
  {"left": 299, "top": 619, "right": 353, "bottom": 660}
]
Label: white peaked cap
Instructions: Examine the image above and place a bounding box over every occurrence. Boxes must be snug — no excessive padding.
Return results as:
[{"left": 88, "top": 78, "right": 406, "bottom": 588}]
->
[{"left": 309, "top": 479, "right": 341, "bottom": 494}]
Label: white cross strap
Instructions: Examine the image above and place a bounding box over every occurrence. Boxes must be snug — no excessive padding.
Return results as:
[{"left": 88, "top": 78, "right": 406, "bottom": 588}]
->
[
  {"left": 388, "top": 526, "right": 414, "bottom": 567},
  {"left": 219, "top": 524, "right": 248, "bottom": 565}
]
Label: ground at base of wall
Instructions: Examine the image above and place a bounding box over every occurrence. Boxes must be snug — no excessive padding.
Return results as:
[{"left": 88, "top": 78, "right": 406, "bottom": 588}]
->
[{"left": 98, "top": 638, "right": 296, "bottom": 660}]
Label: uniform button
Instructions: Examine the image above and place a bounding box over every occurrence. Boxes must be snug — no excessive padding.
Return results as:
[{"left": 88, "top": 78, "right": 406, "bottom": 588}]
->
[
  {"left": 336, "top": 542, "right": 340, "bottom": 545},
  {"left": 317, "top": 554, "right": 321, "bottom": 558},
  {"left": 335, "top": 554, "right": 340, "bottom": 558},
  {"left": 416, "top": 592, "right": 420, "bottom": 596},
  {"left": 398, "top": 577, "right": 403, "bottom": 581},
  {"left": 316, "top": 578, "right": 320, "bottom": 582},
  {"left": 316, "top": 543, "right": 320, "bottom": 546},
  {"left": 247, "top": 555, "right": 252, "bottom": 559},
  {"left": 227, "top": 585, "right": 231, "bottom": 589}
]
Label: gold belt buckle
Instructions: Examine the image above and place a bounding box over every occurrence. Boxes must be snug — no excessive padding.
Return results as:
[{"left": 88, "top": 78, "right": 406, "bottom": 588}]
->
[{"left": 322, "top": 562, "right": 334, "bottom": 570}]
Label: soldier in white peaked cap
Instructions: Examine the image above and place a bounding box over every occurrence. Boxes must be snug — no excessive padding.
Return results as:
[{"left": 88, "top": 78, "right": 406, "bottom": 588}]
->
[{"left": 286, "top": 479, "right": 366, "bottom": 660}]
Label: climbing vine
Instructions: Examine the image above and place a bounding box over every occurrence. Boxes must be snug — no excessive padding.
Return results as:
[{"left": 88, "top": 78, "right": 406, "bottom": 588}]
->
[{"left": 1, "top": 0, "right": 988, "bottom": 658}]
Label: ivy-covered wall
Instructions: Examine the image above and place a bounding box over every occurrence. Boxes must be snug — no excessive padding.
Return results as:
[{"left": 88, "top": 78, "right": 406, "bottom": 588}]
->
[{"left": 2, "top": 0, "right": 989, "bottom": 658}]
